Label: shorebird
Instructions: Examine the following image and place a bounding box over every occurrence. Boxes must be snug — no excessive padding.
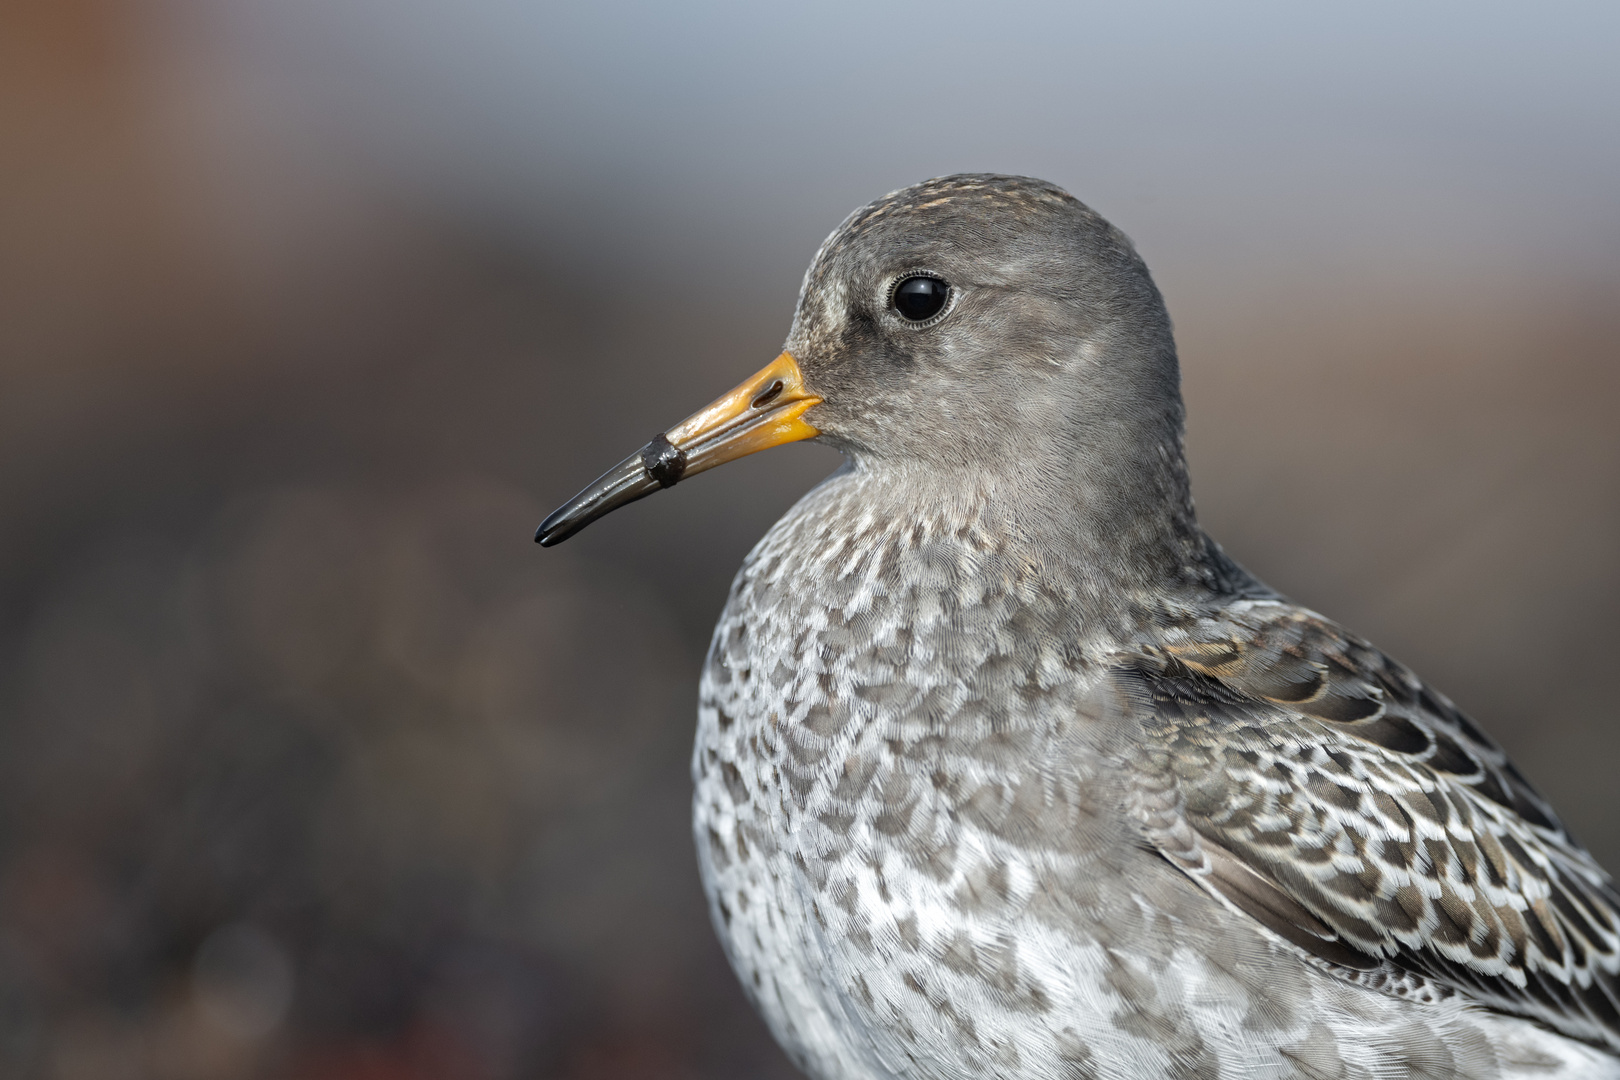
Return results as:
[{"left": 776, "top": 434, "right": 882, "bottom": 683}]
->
[{"left": 536, "top": 175, "right": 1620, "bottom": 1079}]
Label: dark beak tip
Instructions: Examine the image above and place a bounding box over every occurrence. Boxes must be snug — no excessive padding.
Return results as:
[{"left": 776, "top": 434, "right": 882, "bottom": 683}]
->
[
  {"left": 534, "top": 509, "right": 576, "bottom": 546},
  {"left": 533, "top": 447, "right": 661, "bottom": 550}
]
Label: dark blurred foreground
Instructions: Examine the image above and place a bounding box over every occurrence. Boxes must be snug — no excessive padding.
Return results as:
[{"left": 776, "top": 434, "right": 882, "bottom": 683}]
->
[{"left": 2, "top": 3, "right": 1618, "bottom": 1078}]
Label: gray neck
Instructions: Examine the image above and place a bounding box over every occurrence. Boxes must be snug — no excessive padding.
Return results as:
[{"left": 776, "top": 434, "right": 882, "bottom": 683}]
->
[
  {"left": 792, "top": 432, "right": 1217, "bottom": 642},
  {"left": 831, "top": 378, "right": 1212, "bottom": 616}
]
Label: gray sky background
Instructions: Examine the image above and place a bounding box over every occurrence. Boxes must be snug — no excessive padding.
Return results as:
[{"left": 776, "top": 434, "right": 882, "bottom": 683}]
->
[{"left": 154, "top": 0, "right": 1620, "bottom": 303}]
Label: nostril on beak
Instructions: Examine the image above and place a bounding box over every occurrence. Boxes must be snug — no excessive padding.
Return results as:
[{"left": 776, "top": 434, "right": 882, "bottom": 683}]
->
[{"left": 751, "top": 380, "right": 785, "bottom": 409}]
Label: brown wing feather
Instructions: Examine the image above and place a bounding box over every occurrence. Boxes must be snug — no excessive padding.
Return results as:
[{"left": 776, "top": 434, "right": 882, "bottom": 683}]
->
[{"left": 1122, "top": 600, "right": 1620, "bottom": 1053}]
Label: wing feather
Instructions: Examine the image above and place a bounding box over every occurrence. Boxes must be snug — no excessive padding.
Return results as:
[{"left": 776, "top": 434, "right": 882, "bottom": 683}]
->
[{"left": 1123, "top": 600, "right": 1620, "bottom": 1053}]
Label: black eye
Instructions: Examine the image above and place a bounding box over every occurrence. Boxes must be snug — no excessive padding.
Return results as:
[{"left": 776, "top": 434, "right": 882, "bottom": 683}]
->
[{"left": 891, "top": 275, "right": 950, "bottom": 322}]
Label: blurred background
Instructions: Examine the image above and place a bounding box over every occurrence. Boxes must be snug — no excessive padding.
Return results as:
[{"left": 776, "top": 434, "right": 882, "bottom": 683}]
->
[{"left": 1, "top": 1, "right": 1617, "bottom": 1076}]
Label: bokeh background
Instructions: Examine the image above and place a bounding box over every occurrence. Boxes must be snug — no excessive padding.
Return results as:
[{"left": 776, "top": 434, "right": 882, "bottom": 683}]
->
[{"left": 2, "top": 1, "right": 1618, "bottom": 1077}]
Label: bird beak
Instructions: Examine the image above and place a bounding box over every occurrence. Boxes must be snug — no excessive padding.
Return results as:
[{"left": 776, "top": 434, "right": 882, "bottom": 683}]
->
[{"left": 535, "top": 352, "right": 822, "bottom": 546}]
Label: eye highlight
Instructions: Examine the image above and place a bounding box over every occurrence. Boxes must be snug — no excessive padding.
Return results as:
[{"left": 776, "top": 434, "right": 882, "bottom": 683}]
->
[{"left": 890, "top": 274, "right": 951, "bottom": 323}]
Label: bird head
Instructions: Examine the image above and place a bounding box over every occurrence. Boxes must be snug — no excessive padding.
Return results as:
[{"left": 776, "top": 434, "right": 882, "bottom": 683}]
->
[{"left": 536, "top": 174, "right": 1184, "bottom": 547}]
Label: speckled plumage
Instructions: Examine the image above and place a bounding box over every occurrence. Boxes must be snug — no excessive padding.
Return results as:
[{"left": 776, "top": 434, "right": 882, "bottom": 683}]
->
[{"left": 686, "top": 176, "right": 1620, "bottom": 1079}]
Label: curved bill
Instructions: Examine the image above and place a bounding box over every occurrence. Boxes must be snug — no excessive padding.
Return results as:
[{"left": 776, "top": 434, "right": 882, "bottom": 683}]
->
[{"left": 535, "top": 352, "right": 821, "bottom": 546}]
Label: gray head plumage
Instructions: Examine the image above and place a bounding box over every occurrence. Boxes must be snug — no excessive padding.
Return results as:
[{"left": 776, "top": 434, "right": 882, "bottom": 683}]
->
[{"left": 790, "top": 175, "right": 1183, "bottom": 472}]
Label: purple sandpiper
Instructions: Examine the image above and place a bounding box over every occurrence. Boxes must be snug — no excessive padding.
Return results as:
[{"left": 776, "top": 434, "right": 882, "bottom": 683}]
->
[{"left": 537, "top": 175, "right": 1620, "bottom": 1080}]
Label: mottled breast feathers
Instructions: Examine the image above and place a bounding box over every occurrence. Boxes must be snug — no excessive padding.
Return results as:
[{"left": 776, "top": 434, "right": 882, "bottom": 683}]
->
[{"left": 1121, "top": 601, "right": 1620, "bottom": 1053}]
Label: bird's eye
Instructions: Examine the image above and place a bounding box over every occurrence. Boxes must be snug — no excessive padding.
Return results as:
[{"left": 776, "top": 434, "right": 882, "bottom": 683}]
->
[{"left": 891, "top": 275, "right": 950, "bottom": 323}]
